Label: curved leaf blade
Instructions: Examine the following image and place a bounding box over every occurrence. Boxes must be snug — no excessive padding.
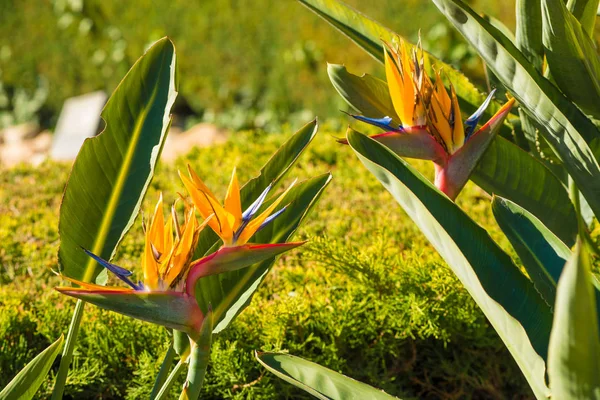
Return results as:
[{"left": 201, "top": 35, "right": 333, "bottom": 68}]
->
[
  {"left": 0, "top": 335, "right": 64, "bottom": 400},
  {"left": 432, "top": 0, "right": 600, "bottom": 223},
  {"left": 58, "top": 38, "right": 177, "bottom": 283},
  {"left": 567, "top": 0, "right": 599, "bottom": 35},
  {"left": 548, "top": 240, "right": 600, "bottom": 399},
  {"left": 347, "top": 130, "right": 551, "bottom": 399},
  {"left": 492, "top": 196, "right": 571, "bottom": 305},
  {"left": 256, "top": 352, "right": 399, "bottom": 400},
  {"left": 542, "top": 0, "right": 600, "bottom": 118},
  {"left": 516, "top": 0, "right": 544, "bottom": 71},
  {"left": 471, "top": 137, "right": 576, "bottom": 245},
  {"left": 329, "top": 65, "right": 577, "bottom": 243},
  {"left": 327, "top": 64, "right": 399, "bottom": 126}
]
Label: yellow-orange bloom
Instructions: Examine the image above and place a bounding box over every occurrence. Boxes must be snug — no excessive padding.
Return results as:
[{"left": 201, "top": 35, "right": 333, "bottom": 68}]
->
[
  {"left": 142, "top": 194, "right": 207, "bottom": 291},
  {"left": 179, "top": 166, "right": 295, "bottom": 246}
]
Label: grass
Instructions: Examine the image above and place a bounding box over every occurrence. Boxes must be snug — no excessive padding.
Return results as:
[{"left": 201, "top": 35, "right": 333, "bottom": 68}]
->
[{"left": 0, "top": 123, "right": 533, "bottom": 399}]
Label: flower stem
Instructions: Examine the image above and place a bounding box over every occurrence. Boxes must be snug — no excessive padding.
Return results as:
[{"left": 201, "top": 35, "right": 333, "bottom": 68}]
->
[
  {"left": 179, "top": 309, "right": 213, "bottom": 400},
  {"left": 155, "top": 358, "right": 187, "bottom": 400},
  {"left": 179, "top": 340, "right": 211, "bottom": 400},
  {"left": 51, "top": 299, "right": 85, "bottom": 399},
  {"left": 150, "top": 345, "right": 176, "bottom": 400}
]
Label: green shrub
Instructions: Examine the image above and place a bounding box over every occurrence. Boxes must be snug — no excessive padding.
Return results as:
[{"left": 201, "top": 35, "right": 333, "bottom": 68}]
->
[{"left": 0, "top": 129, "right": 531, "bottom": 398}]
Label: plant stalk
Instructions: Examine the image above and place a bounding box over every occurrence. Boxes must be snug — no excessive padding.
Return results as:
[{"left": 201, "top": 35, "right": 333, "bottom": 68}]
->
[
  {"left": 51, "top": 299, "right": 85, "bottom": 399},
  {"left": 150, "top": 345, "right": 177, "bottom": 400},
  {"left": 155, "top": 358, "right": 187, "bottom": 400},
  {"left": 179, "top": 309, "right": 213, "bottom": 400},
  {"left": 179, "top": 340, "right": 211, "bottom": 400}
]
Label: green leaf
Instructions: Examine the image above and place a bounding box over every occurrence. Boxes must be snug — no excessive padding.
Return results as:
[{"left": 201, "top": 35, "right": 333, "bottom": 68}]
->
[
  {"left": 0, "top": 335, "right": 64, "bottom": 400},
  {"left": 329, "top": 64, "right": 577, "bottom": 244},
  {"left": 548, "top": 240, "right": 600, "bottom": 399},
  {"left": 492, "top": 196, "right": 572, "bottom": 305},
  {"left": 567, "top": 0, "right": 599, "bottom": 36},
  {"left": 194, "top": 120, "right": 319, "bottom": 259},
  {"left": 195, "top": 173, "right": 332, "bottom": 333},
  {"left": 471, "top": 136, "right": 576, "bottom": 245},
  {"left": 327, "top": 64, "right": 399, "bottom": 126},
  {"left": 492, "top": 196, "right": 600, "bottom": 317},
  {"left": 58, "top": 38, "right": 177, "bottom": 283},
  {"left": 256, "top": 352, "right": 399, "bottom": 400},
  {"left": 297, "top": 0, "right": 507, "bottom": 123},
  {"left": 542, "top": 0, "right": 600, "bottom": 118},
  {"left": 432, "top": 0, "right": 600, "bottom": 225},
  {"left": 347, "top": 130, "right": 551, "bottom": 399},
  {"left": 515, "top": 0, "right": 544, "bottom": 71}
]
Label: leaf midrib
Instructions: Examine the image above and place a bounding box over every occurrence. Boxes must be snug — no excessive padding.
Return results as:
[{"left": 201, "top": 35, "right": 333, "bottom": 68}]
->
[{"left": 82, "top": 67, "right": 163, "bottom": 283}]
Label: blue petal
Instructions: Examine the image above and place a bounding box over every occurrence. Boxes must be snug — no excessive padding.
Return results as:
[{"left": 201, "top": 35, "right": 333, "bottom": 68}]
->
[
  {"left": 351, "top": 114, "right": 400, "bottom": 132},
  {"left": 465, "top": 89, "right": 496, "bottom": 139},
  {"left": 234, "top": 184, "right": 273, "bottom": 243},
  {"left": 82, "top": 248, "right": 141, "bottom": 290},
  {"left": 242, "top": 184, "right": 272, "bottom": 222},
  {"left": 256, "top": 205, "right": 288, "bottom": 233}
]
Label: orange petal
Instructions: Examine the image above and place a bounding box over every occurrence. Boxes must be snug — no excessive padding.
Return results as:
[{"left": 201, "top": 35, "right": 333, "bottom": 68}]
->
[
  {"left": 450, "top": 85, "right": 464, "bottom": 153},
  {"left": 224, "top": 168, "right": 242, "bottom": 228},
  {"left": 385, "top": 45, "right": 412, "bottom": 127},
  {"left": 235, "top": 180, "right": 297, "bottom": 245},
  {"left": 57, "top": 276, "right": 133, "bottom": 292},
  {"left": 179, "top": 170, "right": 234, "bottom": 243}
]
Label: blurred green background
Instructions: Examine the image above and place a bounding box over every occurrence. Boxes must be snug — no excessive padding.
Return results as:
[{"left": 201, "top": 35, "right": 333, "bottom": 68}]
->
[{"left": 0, "top": 0, "right": 515, "bottom": 132}]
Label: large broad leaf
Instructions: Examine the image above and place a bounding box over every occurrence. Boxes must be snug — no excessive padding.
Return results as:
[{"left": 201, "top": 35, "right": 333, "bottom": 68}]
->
[
  {"left": 432, "top": 0, "right": 600, "bottom": 224},
  {"left": 493, "top": 196, "right": 600, "bottom": 312},
  {"left": 297, "top": 0, "right": 509, "bottom": 124},
  {"left": 256, "top": 352, "right": 399, "bottom": 400},
  {"left": 58, "top": 38, "right": 177, "bottom": 283},
  {"left": 492, "top": 196, "right": 572, "bottom": 306},
  {"left": 471, "top": 137, "right": 576, "bottom": 245},
  {"left": 566, "top": 0, "right": 599, "bottom": 35},
  {"left": 515, "top": 0, "right": 544, "bottom": 71},
  {"left": 0, "top": 335, "right": 64, "bottom": 400},
  {"left": 329, "top": 64, "right": 577, "bottom": 244},
  {"left": 347, "top": 130, "right": 552, "bottom": 399},
  {"left": 542, "top": 0, "right": 600, "bottom": 119},
  {"left": 195, "top": 174, "right": 331, "bottom": 333},
  {"left": 548, "top": 240, "right": 600, "bottom": 399},
  {"left": 194, "top": 120, "right": 318, "bottom": 259}
]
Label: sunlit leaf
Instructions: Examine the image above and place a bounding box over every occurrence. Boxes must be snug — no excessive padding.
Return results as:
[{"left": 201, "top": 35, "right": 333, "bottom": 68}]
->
[
  {"left": 347, "top": 130, "right": 551, "bottom": 399},
  {"left": 0, "top": 335, "right": 64, "bottom": 400},
  {"left": 256, "top": 352, "right": 400, "bottom": 400},
  {"left": 59, "top": 38, "right": 177, "bottom": 283}
]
